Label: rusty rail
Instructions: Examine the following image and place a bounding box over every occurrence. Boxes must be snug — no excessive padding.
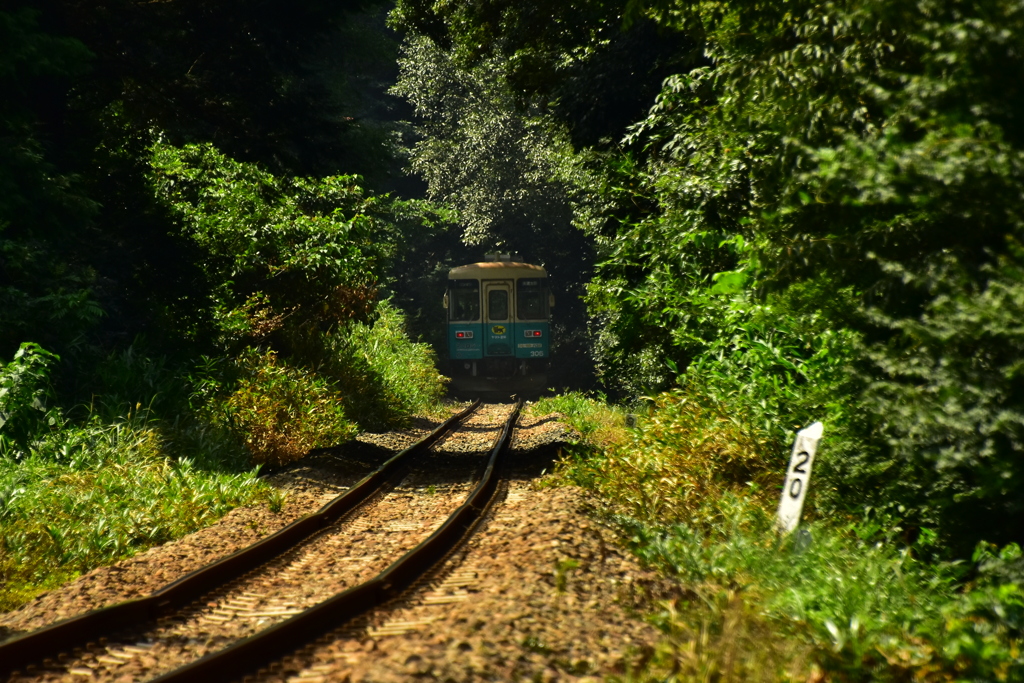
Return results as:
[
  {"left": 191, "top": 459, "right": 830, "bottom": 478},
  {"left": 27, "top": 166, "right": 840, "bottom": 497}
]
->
[
  {"left": 151, "top": 399, "right": 522, "bottom": 683},
  {"left": 0, "top": 399, "right": 481, "bottom": 677}
]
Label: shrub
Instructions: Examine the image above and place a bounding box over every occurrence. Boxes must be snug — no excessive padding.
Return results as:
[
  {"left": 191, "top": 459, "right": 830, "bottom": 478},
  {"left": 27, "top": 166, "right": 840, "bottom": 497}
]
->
[
  {"left": 309, "top": 301, "right": 448, "bottom": 430},
  {"left": 147, "top": 140, "right": 442, "bottom": 351},
  {"left": 0, "top": 343, "right": 63, "bottom": 456},
  {"left": 843, "top": 251, "right": 1024, "bottom": 554},
  {"left": 226, "top": 349, "right": 357, "bottom": 467},
  {"left": 556, "top": 391, "right": 775, "bottom": 526},
  {"left": 547, "top": 306, "right": 858, "bottom": 526}
]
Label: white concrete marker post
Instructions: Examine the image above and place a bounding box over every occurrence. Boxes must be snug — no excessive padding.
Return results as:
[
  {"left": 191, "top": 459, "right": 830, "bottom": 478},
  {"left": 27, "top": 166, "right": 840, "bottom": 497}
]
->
[{"left": 776, "top": 422, "right": 824, "bottom": 534}]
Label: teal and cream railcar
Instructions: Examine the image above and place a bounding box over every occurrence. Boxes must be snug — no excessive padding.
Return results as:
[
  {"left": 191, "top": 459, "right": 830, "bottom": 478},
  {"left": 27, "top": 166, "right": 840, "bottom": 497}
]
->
[{"left": 444, "top": 258, "right": 553, "bottom": 385}]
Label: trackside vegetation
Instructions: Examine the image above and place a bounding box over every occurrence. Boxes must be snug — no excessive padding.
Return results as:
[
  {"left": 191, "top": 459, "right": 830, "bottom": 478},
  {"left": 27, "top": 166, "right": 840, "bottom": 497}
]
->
[
  {"left": 0, "top": 299, "right": 446, "bottom": 612},
  {"left": 396, "top": 0, "right": 1024, "bottom": 676},
  {"left": 0, "top": 411, "right": 269, "bottom": 611},
  {"left": 532, "top": 394, "right": 1023, "bottom": 681},
  {"left": 0, "top": 3, "right": 449, "bottom": 610}
]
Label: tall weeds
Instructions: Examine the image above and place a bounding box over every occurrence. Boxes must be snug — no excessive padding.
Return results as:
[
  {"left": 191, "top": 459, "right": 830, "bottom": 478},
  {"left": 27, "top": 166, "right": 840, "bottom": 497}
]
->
[
  {"left": 303, "top": 301, "right": 448, "bottom": 430},
  {"left": 226, "top": 349, "right": 357, "bottom": 467},
  {"left": 542, "top": 393, "right": 1024, "bottom": 682},
  {"left": 0, "top": 414, "right": 270, "bottom": 610}
]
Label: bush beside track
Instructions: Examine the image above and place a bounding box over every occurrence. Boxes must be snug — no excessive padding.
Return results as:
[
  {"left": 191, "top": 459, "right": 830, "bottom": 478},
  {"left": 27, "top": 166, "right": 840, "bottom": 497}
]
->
[{"left": 0, "top": 305, "right": 448, "bottom": 613}]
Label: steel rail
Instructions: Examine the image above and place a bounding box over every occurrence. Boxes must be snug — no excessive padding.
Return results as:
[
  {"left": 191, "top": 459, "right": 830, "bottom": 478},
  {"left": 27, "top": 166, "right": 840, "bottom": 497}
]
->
[
  {"left": 0, "top": 399, "right": 481, "bottom": 677},
  {"left": 151, "top": 399, "right": 523, "bottom": 683}
]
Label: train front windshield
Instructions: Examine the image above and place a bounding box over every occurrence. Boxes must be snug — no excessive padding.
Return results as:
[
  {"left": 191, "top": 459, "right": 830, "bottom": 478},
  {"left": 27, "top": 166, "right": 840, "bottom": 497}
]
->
[
  {"left": 516, "top": 278, "right": 547, "bottom": 319},
  {"left": 449, "top": 280, "right": 480, "bottom": 321}
]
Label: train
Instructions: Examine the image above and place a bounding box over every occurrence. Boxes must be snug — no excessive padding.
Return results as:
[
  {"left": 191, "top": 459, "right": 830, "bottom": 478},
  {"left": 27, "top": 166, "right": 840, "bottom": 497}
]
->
[{"left": 444, "top": 255, "right": 553, "bottom": 395}]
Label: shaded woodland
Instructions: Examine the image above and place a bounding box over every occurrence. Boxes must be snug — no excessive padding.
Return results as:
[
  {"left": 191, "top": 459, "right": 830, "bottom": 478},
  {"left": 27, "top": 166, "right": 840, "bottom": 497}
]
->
[{"left": 2, "top": 0, "right": 1023, "bottom": 675}]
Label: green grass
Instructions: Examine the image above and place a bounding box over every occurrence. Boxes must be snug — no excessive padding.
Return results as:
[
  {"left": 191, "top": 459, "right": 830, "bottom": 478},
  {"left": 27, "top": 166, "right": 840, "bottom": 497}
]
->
[
  {"left": 529, "top": 391, "right": 630, "bottom": 445},
  {"left": 0, "top": 414, "right": 271, "bottom": 611},
  {"left": 0, "top": 301, "right": 449, "bottom": 612},
  {"left": 350, "top": 301, "right": 449, "bottom": 419},
  {"left": 613, "top": 505, "right": 1023, "bottom": 682},
  {"left": 539, "top": 391, "right": 1024, "bottom": 682},
  {"left": 315, "top": 301, "right": 450, "bottom": 429}
]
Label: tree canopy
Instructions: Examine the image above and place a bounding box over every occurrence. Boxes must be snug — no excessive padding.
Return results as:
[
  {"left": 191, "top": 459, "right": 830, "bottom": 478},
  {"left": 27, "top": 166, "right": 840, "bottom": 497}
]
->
[
  {"left": 392, "top": 0, "right": 1024, "bottom": 553},
  {"left": 3, "top": 0, "right": 1023, "bottom": 558}
]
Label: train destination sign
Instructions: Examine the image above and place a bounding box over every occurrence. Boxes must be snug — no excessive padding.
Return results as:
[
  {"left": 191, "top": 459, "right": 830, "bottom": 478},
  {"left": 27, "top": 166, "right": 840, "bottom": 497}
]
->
[{"left": 776, "top": 421, "right": 824, "bottom": 535}]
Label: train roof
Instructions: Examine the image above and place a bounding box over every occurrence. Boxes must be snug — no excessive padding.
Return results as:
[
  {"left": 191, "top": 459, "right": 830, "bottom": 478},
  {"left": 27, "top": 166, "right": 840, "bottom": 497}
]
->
[{"left": 448, "top": 262, "right": 547, "bottom": 279}]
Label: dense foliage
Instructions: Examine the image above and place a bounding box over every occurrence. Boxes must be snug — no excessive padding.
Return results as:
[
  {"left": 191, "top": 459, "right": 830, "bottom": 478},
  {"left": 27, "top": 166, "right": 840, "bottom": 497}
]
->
[
  {"left": 0, "top": 1, "right": 447, "bottom": 609},
  {"left": 394, "top": 0, "right": 1024, "bottom": 551},
  {"left": 146, "top": 140, "right": 436, "bottom": 348},
  {"left": 398, "top": 0, "right": 1024, "bottom": 677},
  {"left": 614, "top": 0, "right": 1024, "bottom": 554}
]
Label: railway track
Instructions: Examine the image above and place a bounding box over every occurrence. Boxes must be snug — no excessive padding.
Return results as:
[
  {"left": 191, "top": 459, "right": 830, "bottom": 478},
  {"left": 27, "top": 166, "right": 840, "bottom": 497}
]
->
[{"left": 1, "top": 400, "right": 523, "bottom": 683}]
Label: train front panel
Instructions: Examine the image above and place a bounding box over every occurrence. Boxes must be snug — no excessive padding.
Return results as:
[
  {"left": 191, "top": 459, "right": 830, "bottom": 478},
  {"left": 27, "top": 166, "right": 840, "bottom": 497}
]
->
[
  {"left": 512, "top": 275, "right": 549, "bottom": 360},
  {"left": 445, "top": 261, "right": 551, "bottom": 389},
  {"left": 447, "top": 278, "right": 483, "bottom": 360}
]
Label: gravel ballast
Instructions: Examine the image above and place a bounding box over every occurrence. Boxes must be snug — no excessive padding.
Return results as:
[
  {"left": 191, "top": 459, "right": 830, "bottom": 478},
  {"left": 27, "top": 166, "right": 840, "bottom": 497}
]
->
[
  {"left": 262, "top": 483, "right": 661, "bottom": 683},
  {"left": 1, "top": 404, "right": 662, "bottom": 682},
  {"left": 0, "top": 414, "right": 448, "bottom": 639}
]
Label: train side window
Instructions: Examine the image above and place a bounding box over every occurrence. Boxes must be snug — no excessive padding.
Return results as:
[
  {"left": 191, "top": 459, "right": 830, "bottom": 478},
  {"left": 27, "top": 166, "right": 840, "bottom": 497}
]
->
[
  {"left": 449, "top": 281, "right": 480, "bottom": 321},
  {"left": 488, "top": 289, "right": 509, "bottom": 320},
  {"left": 516, "top": 278, "right": 547, "bottom": 320}
]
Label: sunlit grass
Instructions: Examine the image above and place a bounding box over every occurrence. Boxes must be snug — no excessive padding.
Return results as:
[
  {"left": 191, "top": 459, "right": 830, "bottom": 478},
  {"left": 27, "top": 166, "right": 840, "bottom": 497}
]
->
[
  {"left": 535, "top": 390, "right": 776, "bottom": 523},
  {"left": 228, "top": 349, "right": 359, "bottom": 467},
  {"left": 614, "top": 499, "right": 962, "bottom": 681},
  {"left": 315, "top": 301, "right": 450, "bottom": 429},
  {"left": 544, "top": 390, "right": 1024, "bottom": 682},
  {"left": 0, "top": 415, "right": 271, "bottom": 611},
  {"left": 529, "top": 391, "right": 630, "bottom": 450}
]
